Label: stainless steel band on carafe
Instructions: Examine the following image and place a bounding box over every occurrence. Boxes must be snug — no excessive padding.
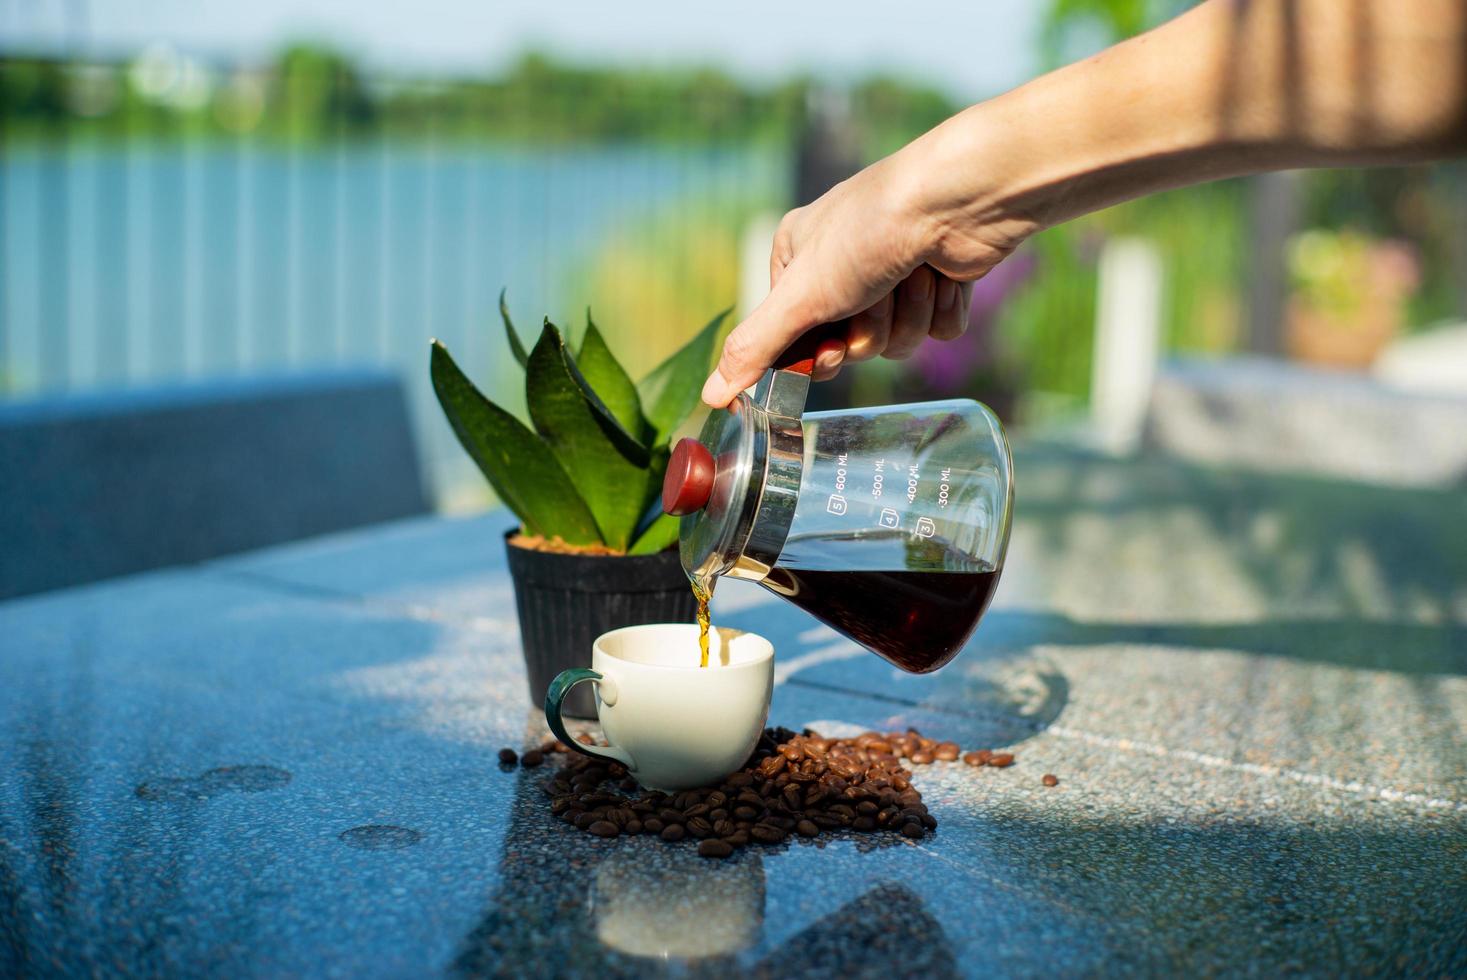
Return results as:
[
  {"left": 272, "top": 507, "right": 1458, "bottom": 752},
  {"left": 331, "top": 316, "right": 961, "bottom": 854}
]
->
[{"left": 677, "top": 368, "right": 810, "bottom": 585}]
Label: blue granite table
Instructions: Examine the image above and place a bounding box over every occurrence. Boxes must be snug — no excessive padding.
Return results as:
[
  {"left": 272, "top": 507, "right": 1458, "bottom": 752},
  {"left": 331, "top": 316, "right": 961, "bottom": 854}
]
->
[{"left": 2, "top": 448, "right": 1464, "bottom": 977}]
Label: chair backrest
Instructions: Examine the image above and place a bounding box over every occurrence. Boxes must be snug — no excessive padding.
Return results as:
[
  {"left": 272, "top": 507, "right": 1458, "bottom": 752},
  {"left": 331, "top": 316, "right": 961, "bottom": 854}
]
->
[{"left": 0, "top": 369, "right": 428, "bottom": 599}]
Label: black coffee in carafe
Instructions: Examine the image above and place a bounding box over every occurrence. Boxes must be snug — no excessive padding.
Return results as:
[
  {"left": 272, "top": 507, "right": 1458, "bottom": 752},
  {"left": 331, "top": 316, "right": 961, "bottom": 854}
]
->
[{"left": 664, "top": 358, "right": 1013, "bottom": 673}]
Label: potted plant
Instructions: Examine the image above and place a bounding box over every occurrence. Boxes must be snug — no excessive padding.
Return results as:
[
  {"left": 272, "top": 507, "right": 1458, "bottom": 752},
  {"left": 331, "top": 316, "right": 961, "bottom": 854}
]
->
[
  {"left": 1285, "top": 229, "right": 1420, "bottom": 369},
  {"left": 431, "top": 293, "right": 728, "bottom": 717}
]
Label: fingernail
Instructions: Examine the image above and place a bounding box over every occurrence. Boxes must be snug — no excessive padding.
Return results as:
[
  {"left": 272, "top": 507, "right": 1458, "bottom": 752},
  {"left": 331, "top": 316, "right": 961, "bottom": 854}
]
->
[
  {"left": 701, "top": 373, "right": 725, "bottom": 406},
  {"left": 935, "top": 279, "right": 957, "bottom": 311}
]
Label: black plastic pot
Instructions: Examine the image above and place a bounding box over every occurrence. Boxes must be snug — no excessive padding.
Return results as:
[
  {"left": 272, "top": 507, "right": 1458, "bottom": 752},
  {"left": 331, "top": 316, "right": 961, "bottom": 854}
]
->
[{"left": 504, "top": 530, "right": 697, "bottom": 719}]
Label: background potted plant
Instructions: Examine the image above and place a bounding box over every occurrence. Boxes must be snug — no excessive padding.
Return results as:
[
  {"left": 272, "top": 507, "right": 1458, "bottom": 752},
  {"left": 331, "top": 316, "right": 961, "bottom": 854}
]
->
[
  {"left": 1285, "top": 228, "right": 1420, "bottom": 369},
  {"left": 431, "top": 293, "right": 727, "bottom": 717}
]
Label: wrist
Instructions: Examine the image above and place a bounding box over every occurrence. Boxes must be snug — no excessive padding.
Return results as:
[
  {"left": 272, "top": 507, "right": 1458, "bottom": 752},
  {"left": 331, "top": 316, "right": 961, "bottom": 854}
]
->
[{"left": 888, "top": 99, "right": 1047, "bottom": 278}]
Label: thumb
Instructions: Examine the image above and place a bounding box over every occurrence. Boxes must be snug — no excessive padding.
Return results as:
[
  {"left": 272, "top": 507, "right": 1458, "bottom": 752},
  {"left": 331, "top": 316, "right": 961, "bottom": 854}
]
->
[{"left": 701, "top": 269, "right": 825, "bottom": 407}]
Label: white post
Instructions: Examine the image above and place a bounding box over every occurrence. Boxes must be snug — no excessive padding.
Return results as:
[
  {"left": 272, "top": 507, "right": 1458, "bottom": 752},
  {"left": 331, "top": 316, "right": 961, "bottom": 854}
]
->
[
  {"left": 738, "top": 213, "right": 782, "bottom": 321},
  {"left": 1091, "top": 237, "right": 1164, "bottom": 454}
]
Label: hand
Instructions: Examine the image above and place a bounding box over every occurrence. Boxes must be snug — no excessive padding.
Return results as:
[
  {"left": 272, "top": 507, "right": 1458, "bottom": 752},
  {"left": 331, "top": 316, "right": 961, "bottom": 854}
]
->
[{"left": 700, "top": 126, "right": 1033, "bottom": 408}]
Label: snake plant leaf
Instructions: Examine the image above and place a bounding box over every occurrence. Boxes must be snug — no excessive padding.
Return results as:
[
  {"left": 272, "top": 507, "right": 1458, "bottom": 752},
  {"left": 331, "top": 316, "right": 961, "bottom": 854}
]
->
[
  {"left": 627, "top": 443, "right": 677, "bottom": 554},
  {"left": 500, "top": 289, "right": 529, "bottom": 368},
  {"left": 638, "top": 307, "right": 731, "bottom": 446},
  {"left": 577, "top": 310, "right": 651, "bottom": 444},
  {"left": 629, "top": 512, "right": 680, "bottom": 555},
  {"left": 430, "top": 340, "right": 601, "bottom": 546},
  {"left": 552, "top": 319, "right": 652, "bottom": 468},
  {"left": 526, "top": 323, "right": 657, "bottom": 551}
]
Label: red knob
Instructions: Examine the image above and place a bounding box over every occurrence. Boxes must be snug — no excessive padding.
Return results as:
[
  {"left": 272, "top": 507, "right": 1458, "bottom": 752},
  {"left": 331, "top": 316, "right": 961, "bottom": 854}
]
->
[{"left": 662, "top": 438, "right": 715, "bottom": 515}]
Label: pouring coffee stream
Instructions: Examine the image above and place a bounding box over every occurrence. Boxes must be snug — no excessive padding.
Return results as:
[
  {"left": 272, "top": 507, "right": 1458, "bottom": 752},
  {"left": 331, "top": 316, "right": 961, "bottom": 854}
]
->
[{"left": 662, "top": 326, "right": 1014, "bottom": 672}]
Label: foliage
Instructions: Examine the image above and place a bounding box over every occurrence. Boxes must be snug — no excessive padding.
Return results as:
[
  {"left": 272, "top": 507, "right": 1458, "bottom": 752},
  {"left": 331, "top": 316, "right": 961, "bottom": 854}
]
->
[
  {"left": 1287, "top": 229, "right": 1419, "bottom": 322},
  {"left": 992, "top": 178, "right": 1246, "bottom": 410},
  {"left": 431, "top": 296, "right": 728, "bottom": 554},
  {"left": 0, "top": 48, "right": 958, "bottom": 148},
  {"left": 1039, "top": 0, "right": 1191, "bottom": 67}
]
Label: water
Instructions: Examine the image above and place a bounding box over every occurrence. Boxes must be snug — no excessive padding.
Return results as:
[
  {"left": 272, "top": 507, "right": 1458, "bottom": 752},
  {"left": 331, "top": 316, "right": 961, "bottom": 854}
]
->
[{"left": 1, "top": 141, "right": 785, "bottom": 500}]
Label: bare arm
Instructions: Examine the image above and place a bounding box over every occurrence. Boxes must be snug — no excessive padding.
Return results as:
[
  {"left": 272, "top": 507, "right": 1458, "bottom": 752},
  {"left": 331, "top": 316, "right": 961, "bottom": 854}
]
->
[{"left": 702, "top": 0, "right": 1467, "bottom": 407}]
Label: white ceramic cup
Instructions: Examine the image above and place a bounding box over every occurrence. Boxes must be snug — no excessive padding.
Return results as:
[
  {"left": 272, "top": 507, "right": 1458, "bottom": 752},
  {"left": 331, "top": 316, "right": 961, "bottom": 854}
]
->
[{"left": 544, "top": 623, "right": 774, "bottom": 791}]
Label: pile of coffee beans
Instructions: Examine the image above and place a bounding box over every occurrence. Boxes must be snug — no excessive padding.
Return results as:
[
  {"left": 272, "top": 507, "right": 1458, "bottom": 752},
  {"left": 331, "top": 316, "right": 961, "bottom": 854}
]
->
[{"left": 511, "top": 726, "right": 1025, "bottom": 859}]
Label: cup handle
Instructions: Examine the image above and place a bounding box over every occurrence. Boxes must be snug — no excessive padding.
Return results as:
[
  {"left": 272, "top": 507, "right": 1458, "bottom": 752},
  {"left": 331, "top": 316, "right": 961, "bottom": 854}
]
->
[{"left": 544, "top": 668, "right": 635, "bottom": 768}]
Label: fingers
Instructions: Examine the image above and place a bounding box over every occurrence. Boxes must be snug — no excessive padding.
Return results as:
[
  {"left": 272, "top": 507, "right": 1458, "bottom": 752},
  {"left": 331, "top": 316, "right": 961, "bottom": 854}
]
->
[
  {"left": 701, "top": 261, "right": 829, "bottom": 407},
  {"left": 929, "top": 276, "right": 968, "bottom": 341},
  {"left": 883, "top": 266, "right": 937, "bottom": 360},
  {"left": 810, "top": 339, "right": 848, "bottom": 381},
  {"left": 843, "top": 293, "right": 893, "bottom": 363}
]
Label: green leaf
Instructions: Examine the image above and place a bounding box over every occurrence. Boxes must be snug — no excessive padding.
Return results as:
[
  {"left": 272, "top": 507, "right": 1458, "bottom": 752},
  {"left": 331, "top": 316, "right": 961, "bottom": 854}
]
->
[
  {"left": 629, "top": 512, "right": 680, "bottom": 555},
  {"left": 526, "top": 323, "right": 657, "bottom": 551},
  {"left": 500, "top": 289, "right": 529, "bottom": 368},
  {"left": 577, "top": 310, "right": 651, "bottom": 443},
  {"left": 552, "top": 318, "right": 652, "bottom": 467},
  {"left": 430, "top": 340, "right": 601, "bottom": 546},
  {"left": 638, "top": 307, "right": 731, "bottom": 445}
]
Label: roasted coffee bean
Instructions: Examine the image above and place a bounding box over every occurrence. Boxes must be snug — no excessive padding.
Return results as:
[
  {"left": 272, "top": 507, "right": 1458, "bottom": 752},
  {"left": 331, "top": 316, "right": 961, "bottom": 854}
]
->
[
  {"left": 575, "top": 733, "right": 595, "bottom": 745},
  {"left": 751, "top": 824, "right": 785, "bottom": 844},
  {"left": 1042, "top": 773, "right": 1059, "bottom": 787},
  {"left": 520, "top": 749, "right": 545, "bottom": 769},
  {"left": 698, "top": 839, "right": 733, "bottom": 858},
  {"left": 962, "top": 750, "right": 991, "bottom": 767},
  {"left": 588, "top": 821, "right": 619, "bottom": 838},
  {"left": 540, "top": 738, "right": 561, "bottom": 755},
  {"left": 540, "top": 725, "right": 965, "bottom": 856},
  {"left": 934, "top": 742, "right": 960, "bottom": 762},
  {"left": 990, "top": 753, "right": 1015, "bottom": 768},
  {"left": 498, "top": 748, "right": 518, "bottom": 765}
]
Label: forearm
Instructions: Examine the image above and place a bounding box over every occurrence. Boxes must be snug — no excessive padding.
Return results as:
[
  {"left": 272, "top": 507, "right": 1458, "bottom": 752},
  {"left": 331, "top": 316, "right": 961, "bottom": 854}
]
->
[{"left": 904, "top": 0, "right": 1467, "bottom": 265}]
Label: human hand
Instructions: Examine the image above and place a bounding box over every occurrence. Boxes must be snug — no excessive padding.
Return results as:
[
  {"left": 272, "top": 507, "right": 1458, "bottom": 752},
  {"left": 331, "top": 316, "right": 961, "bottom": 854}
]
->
[{"left": 700, "top": 125, "right": 1034, "bottom": 407}]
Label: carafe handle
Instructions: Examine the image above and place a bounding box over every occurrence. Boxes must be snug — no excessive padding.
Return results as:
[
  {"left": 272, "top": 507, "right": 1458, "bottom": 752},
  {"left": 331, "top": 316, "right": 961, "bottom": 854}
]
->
[
  {"left": 757, "top": 321, "right": 849, "bottom": 418},
  {"left": 770, "top": 321, "right": 849, "bottom": 375}
]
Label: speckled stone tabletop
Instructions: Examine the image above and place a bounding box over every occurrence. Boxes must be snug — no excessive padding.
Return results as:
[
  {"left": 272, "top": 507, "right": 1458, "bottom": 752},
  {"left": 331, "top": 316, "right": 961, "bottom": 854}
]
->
[{"left": 2, "top": 448, "right": 1464, "bottom": 977}]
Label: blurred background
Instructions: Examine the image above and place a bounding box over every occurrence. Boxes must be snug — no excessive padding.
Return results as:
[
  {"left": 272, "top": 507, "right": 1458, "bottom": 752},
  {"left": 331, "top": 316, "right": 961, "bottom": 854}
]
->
[{"left": 4, "top": 0, "right": 1467, "bottom": 544}]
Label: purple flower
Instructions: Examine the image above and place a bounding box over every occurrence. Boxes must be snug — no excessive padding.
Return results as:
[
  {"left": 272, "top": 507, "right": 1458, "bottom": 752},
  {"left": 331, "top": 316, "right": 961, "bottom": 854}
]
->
[{"left": 912, "top": 250, "right": 1037, "bottom": 392}]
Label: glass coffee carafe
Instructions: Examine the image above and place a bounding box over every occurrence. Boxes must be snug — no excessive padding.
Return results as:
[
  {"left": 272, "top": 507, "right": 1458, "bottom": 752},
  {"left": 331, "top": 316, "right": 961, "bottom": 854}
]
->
[{"left": 662, "top": 346, "right": 1013, "bottom": 673}]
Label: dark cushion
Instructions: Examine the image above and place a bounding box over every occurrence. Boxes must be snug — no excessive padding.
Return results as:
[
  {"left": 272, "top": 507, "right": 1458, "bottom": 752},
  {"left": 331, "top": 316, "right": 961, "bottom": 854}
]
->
[{"left": 0, "top": 369, "right": 427, "bottom": 599}]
